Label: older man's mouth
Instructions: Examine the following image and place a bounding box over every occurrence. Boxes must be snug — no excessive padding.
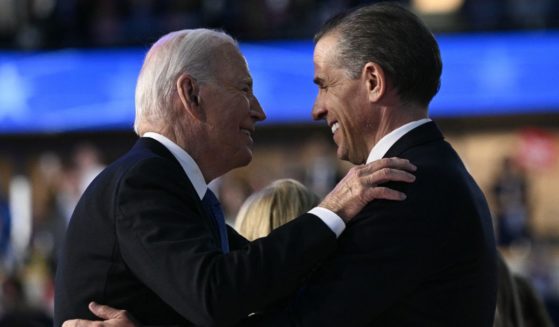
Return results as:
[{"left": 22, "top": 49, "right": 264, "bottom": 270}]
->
[{"left": 331, "top": 122, "right": 340, "bottom": 134}]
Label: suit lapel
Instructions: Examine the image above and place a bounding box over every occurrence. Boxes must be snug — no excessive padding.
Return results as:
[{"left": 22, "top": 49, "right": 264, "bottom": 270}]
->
[{"left": 383, "top": 121, "right": 444, "bottom": 158}]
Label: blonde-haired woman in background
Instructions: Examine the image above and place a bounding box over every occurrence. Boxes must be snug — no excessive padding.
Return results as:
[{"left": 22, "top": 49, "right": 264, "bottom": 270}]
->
[{"left": 235, "top": 179, "right": 319, "bottom": 241}]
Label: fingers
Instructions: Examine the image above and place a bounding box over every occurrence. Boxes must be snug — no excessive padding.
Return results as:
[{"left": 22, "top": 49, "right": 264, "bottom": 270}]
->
[
  {"left": 365, "top": 186, "right": 407, "bottom": 201},
  {"left": 62, "top": 319, "right": 102, "bottom": 327},
  {"left": 318, "top": 157, "right": 416, "bottom": 221},
  {"left": 367, "top": 167, "right": 416, "bottom": 186},
  {"left": 362, "top": 157, "right": 417, "bottom": 174},
  {"left": 62, "top": 320, "right": 76, "bottom": 327},
  {"left": 61, "top": 303, "right": 123, "bottom": 327},
  {"left": 358, "top": 157, "right": 417, "bottom": 202},
  {"left": 89, "top": 301, "right": 121, "bottom": 319},
  {"left": 357, "top": 157, "right": 416, "bottom": 186}
]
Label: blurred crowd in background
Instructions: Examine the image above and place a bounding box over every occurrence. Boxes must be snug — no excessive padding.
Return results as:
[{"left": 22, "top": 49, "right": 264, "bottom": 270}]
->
[
  {"left": 1, "top": 0, "right": 559, "bottom": 326},
  {"left": 0, "top": 0, "right": 559, "bottom": 49}
]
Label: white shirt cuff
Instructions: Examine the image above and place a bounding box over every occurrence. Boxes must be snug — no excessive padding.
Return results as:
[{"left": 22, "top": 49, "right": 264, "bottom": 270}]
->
[{"left": 308, "top": 207, "right": 346, "bottom": 238}]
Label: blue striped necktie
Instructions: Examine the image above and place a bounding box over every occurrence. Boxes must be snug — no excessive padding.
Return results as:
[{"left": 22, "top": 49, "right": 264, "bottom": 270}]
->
[{"left": 202, "top": 189, "right": 229, "bottom": 253}]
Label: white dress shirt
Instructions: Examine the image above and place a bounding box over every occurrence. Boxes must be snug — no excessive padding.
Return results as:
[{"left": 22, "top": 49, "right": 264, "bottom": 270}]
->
[
  {"left": 143, "top": 132, "right": 345, "bottom": 237},
  {"left": 366, "top": 118, "right": 431, "bottom": 164}
]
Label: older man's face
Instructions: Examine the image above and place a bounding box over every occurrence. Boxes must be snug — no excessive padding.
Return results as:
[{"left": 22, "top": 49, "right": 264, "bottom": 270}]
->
[
  {"left": 311, "top": 34, "right": 373, "bottom": 165},
  {"left": 198, "top": 44, "right": 266, "bottom": 171}
]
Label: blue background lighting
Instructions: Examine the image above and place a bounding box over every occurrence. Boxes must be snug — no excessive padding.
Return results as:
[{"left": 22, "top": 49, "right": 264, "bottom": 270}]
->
[{"left": 1, "top": 32, "right": 558, "bottom": 133}]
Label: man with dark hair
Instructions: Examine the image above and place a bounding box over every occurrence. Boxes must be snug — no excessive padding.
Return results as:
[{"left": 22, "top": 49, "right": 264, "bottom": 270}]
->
[
  {"left": 239, "top": 4, "right": 496, "bottom": 326},
  {"left": 63, "top": 3, "right": 497, "bottom": 327},
  {"left": 314, "top": 3, "right": 442, "bottom": 109}
]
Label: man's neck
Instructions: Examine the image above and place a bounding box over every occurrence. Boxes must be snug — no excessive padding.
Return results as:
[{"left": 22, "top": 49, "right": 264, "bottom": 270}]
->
[
  {"left": 141, "top": 121, "right": 225, "bottom": 183},
  {"left": 156, "top": 127, "right": 221, "bottom": 184},
  {"left": 367, "top": 103, "right": 428, "bottom": 152}
]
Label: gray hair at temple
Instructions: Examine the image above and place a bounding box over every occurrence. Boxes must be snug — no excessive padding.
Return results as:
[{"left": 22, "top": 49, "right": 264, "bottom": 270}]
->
[
  {"left": 134, "top": 29, "right": 238, "bottom": 135},
  {"left": 315, "top": 3, "right": 442, "bottom": 107}
]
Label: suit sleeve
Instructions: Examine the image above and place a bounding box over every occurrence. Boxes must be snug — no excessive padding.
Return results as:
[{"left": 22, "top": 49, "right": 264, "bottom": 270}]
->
[
  {"left": 114, "top": 157, "right": 337, "bottom": 327},
  {"left": 227, "top": 226, "right": 250, "bottom": 251}
]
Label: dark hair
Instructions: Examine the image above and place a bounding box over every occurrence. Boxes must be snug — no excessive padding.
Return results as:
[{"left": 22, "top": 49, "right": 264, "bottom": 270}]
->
[{"left": 315, "top": 3, "right": 442, "bottom": 107}]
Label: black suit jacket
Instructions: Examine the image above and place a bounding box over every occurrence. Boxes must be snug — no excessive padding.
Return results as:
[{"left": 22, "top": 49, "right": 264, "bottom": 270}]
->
[
  {"left": 54, "top": 137, "right": 337, "bottom": 327},
  {"left": 242, "top": 122, "right": 497, "bottom": 326}
]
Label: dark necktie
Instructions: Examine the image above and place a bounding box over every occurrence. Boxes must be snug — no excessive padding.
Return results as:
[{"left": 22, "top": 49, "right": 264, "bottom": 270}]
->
[{"left": 202, "top": 189, "right": 230, "bottom": 253}]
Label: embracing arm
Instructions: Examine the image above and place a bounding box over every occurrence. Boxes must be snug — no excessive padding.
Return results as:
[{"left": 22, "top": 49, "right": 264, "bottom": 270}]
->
[
  {"left": 114, "top": 158, "right": 338, "bottom": 326},
  {"left": 63, "top": 157, "right": 416, "bottom": 327}
]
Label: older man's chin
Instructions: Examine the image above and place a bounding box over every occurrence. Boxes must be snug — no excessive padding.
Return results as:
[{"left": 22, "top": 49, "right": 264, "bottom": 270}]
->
[{"left": 236, "top": 149, "right": 254, "bottom": 168}]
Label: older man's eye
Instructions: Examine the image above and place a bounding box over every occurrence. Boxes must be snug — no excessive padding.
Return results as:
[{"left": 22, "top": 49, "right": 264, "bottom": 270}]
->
[{"left": 241, "top": 87, "right": 252, "bottom": 95}]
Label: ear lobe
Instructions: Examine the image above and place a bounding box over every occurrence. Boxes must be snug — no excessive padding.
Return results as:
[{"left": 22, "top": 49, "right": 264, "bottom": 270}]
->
[
  {"left": 177, "top": 73, "right": 201, "bottom": 118},
  {"left": 363, "top": 62, "right": 385, "bottom": 103}
]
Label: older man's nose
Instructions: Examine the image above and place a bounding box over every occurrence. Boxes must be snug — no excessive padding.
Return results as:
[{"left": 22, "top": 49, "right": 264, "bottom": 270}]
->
[{"left": 250, "top": 96, "right": 266, "bottom": 122}]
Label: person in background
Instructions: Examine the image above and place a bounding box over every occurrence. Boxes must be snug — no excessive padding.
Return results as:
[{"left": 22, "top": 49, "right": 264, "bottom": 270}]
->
[
  {"left": 235, "top": 179, "right": 318, "bottom": 241},
  {"left": 494, "top": 252, "right": 553, "bottom": 327},
  {"left": 491, "top": 156, "right": 531, "bottom": 247},
  {"left": 0, "top": 181, "right": 10, "bottom": 264},
  {"left": 56, "top": 27, "right": 417, "bottom": 327},
  {"left": 513, "top": 272, "right": 554, "bottom": 326},
  {"left": 0, "top": 276, "right": 52, "bottom": 327}
]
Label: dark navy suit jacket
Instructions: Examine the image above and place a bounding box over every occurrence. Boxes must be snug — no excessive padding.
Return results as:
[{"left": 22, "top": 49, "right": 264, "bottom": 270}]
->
[
  {"left": 55, "top": 137, "right": 337, "bottom": 327},
  {"left": 241, "top": 122, "right": 497, "bottom": 327}
]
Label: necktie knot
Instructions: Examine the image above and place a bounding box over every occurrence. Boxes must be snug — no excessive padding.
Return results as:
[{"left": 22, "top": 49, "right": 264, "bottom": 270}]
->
[
  {"left": 203, "top": 189, "right": 220, "bottom": 209},
  {"left": 202, "top": 190, "right": 229, "bottom": 253}
]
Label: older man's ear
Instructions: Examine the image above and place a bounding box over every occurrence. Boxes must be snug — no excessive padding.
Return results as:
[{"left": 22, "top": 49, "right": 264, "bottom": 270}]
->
[{"left": 176, "top": 73, "right": 202, "bottom": 119}]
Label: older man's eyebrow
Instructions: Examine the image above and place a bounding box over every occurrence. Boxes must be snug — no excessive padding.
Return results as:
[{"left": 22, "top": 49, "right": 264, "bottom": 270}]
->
[
  {"left": 240, "top": 77, "right": 253, "bottom": 87},
  {"left": 313, "top": 77, "right": 324, "bottom": 86}
]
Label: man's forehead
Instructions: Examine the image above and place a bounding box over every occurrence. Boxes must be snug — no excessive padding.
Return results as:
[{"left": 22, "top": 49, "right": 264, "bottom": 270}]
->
[
  {"left": 240, "top": 56, "right": 253, "bottom": 83},
  {"left": 217, "top": 68, "right": 251, "bottom": 86},
  {"left": 314, "top": 34, "right": 339, "bottom": 64},
  {"left": 313, "top": 38, "right": 340, "bottom": 83},
  {"left": 215, "top": 48, "right": 251, "bottom": 82}
]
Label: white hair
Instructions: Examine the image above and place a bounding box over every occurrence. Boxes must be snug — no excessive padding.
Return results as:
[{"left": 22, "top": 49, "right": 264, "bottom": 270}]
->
[{"left": 134, "top": 29, "right": 238, "bottom": 135}]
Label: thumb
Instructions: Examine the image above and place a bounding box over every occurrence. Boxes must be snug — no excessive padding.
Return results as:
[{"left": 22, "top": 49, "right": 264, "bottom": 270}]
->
[{"left": 89, "top": 301, "right": 121, "bottom": 319}]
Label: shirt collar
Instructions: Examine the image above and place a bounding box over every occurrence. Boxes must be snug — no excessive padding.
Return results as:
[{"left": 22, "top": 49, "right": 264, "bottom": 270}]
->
[
  {"left": 143, "top": 132, "right": 207, "bottom": 200},
  {"left": 366, "top": 118, "right": 431, "bottom": 164}
]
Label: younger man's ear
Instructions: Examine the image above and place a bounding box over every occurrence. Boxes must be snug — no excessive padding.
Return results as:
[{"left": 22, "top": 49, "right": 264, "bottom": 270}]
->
[
  {"left": 363, "top": 62, "right": 386, "bottom": 103},
  {"left": 177, "top": 73, "right": 201, "bottom": 117}
]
